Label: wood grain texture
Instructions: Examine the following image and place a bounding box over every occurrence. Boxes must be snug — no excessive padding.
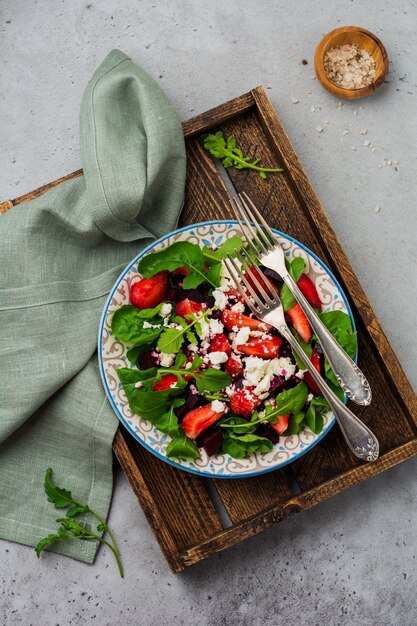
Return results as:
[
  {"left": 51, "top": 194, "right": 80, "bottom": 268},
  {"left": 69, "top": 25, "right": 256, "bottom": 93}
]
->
[{"left": 4, "top": 86, "right": 417, "bottom": 572}]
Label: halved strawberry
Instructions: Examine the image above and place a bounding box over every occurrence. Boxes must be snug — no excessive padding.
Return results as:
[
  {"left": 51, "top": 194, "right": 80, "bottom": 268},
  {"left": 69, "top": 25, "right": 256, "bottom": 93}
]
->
[
  {"left": 287, "top": 303, "right": 311, "bottom": 343},
  {"left": 245, "top": 266, "right": 279, "bottom": 296},
  {"left": 230, "top": 387, "right": 261, "bottom": 418},
  {"left": 303, "top": 349, "right": 322, "bottom": 394},
  {"left": 176, "top": 299, "right": 203, "bottom": 318},
  {"left": 225, "top": 357, "right": 244, "bottom": 379},
  {"left": 130, "top": 271, "right": 168, "bottom": 310},
  {"left": 237, "top": 336, "right": 281, "bottom": 359},
  {"left": 297, "top": 274, "right": 322, "bottom": 310},
  {"left": 210, "top": 333, "right": 232, "bottom": 355},
  {"left": 222, "top": 309, "right": 271, "bottom": 332},
  {"left": 270, "top": 413, "right": 290, "bottom": 435},
  {"left": 152, "top": 374, "right": 179, "bottom": 391},
  {"left": 182, "top": 404, "right": 225, "bottom": 440}
]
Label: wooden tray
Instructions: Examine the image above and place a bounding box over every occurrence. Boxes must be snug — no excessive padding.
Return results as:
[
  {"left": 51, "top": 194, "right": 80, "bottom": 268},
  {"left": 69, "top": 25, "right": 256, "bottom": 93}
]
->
[{"left": 3, "top": 87, "right": 417, "bottom": 573}]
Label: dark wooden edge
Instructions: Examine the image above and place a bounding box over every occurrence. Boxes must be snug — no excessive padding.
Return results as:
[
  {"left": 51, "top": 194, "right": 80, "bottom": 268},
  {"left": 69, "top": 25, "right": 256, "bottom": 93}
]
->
[
  {"left": 113, "top": 429, "right": 184, "bottom": 572},
  {"left": 250, "top": 86, "right": 417, "bottom": 430},
  {"left": 180, "top": 439, "right": 417, "bottom": 566}
]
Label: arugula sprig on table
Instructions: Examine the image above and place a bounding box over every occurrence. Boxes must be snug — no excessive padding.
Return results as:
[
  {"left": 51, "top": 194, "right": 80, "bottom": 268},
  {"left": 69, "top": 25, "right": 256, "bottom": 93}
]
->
[
  {"left": 36, "top": 469, "right": 124, "bottom": 577},
  {"left": 203, "top": 131, "right": 284, "bottom": 179}
]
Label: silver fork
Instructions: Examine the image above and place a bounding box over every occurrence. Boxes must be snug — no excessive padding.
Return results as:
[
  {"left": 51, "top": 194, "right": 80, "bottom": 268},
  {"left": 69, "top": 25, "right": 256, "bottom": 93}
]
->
[
  {"left": 224, "top": 251, "right": 379, "bottom": 462},
  {"left": 232, "top": 191, "right": 372, "bottom": 406}
]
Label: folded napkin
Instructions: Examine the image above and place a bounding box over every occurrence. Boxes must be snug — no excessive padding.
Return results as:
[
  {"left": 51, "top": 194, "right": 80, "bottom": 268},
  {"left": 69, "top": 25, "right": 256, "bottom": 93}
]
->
[{"left": 0, "top": 50, "right": 186, "bottom": 563}]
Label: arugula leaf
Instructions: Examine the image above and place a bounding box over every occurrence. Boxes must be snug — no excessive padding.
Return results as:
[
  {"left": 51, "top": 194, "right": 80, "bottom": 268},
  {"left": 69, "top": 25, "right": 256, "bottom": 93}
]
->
[
  {"left": 111, "top": 305, "right": 163, "bottom": 346},
  {"left": 153, "top": 399, "right": 184, "bottom": 437},
  {"left": 36, "top": 469, "right": 124, "bottom": 577},
  {"left": 194, "top": 368, "right": 232, "bottom": 393},
  {"left": 138, "top": 241, "right": 219, "bottom": 288},
  {"left": 284, "top": 412, "right": 306, "bottom": 436},
  {"left": 219, "top": 415, "right": 251, "bottom": 435},
  {"left": 203, "top": 131, "right": 284, "bottom": 179},
  {"left": 202, "top": 236, "right": 243, "bottom": 266},
  {"left": 166, "top": 433, "right": 200, "bottom": 460},
  {"left": 275, "top": 382, "right": 308, "bottom": 415},
  {"left": 280, "top": 258, "right": 306, "bottom": 311},
  {"left": 35, "top": 527, "right": 73, "bottom": 557},
  {"left": 305, "top": 396, "right": 329, "bottom": 434},
  {"left": 157, "top": 306, "right": 215, "bottom": 354}
]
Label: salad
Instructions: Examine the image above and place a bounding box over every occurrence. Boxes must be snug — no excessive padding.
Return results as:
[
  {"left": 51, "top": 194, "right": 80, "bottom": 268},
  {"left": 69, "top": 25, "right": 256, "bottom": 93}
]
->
[{"left": 111, "top": 237, "right": 356, "bottom": 461}]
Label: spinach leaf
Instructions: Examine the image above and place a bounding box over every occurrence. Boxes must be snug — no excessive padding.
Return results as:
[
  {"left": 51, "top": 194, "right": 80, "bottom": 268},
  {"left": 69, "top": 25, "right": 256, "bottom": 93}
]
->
[
  {"left": 305, "top": 395, "right": 329, "bottom": 434},
  {"left": 284, "top": 412, "right": 306, "bottom": 436},
  {"left": 202, "top": 236, "right": 243, "bottom": 266},
  {"left": 275, "top": 381, "right": 308, "bottom": 415},
  {"left": 221, "top": 432, "right": 273, "bottom": 457},
  {"left": 166, "top": 432, "right": 200, "bottom": 460},
  {"left": 117, "top": 368, "right": 178, "bottom": 419},
  {"left": 317, "top": 310, "right": 357, "bottom": 394},
  {"left": 291, "top": 331, "right": 313, "bottom": 370},
  {"left": 111, "top": 305, "right": 163, "bottom": 346},
  {"left": 194, "top": 368, "right": 232, "bottom": 393},
  {"left": 280, "top": 257, "right": 306, "bottom": 311},
  {"left": 153, "top": 399, "right": 184, "bottom": 437},
  {"left": 137, "top": 241, "right": 219, "bottom": 289}
]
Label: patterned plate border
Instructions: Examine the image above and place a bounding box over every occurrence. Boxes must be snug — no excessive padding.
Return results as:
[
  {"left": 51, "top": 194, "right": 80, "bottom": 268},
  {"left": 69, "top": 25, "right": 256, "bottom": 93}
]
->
[{"left": 98, "top": 221, "right": 356, "bottom": 478}]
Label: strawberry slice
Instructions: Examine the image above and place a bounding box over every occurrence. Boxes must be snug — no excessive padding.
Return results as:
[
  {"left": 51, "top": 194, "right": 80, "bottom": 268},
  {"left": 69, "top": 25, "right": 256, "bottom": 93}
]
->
[
  {"left": 152, "top": 374, "right": 179, "bottom": 391},
  {"left": 230, "top": 387, "right": 262, "bottom": 418},
  {"left": 270, "top": 413, "right": 290, "bottom": 435},
  {"left": 182, "top": 404, "right": 225, "bottom": 440},
  {"left": 176, "top": 299, "right": 203, "bottom": 318},
  {"left": 303, "top": 349, "right": 322, "bottom": 394},
  {"left": 287, "top": 303, "right": 311, "bottom": 343},
  {"left": 245, "top": 265, "right": 279, "bottom": 296},
  {"left": 225, "top": 288, "right": 245, "bottom": 304},
  {"left": 297, "top": 274, "right": 322, "bottom": 310},
  {"left": 130, "top": 271, "right": 168, "bottom": 310},
  {"left": 225, "top": 357, "right": 244, "bottom": 379},
  {"left": 210, "top": 333, "right": 232, "bottom": 355},
  {"left": 222, "top": 309, "right": 271, "bottom": 332},
  {"left": 237, "top": 336, "right": 281, "bottom": 359}
]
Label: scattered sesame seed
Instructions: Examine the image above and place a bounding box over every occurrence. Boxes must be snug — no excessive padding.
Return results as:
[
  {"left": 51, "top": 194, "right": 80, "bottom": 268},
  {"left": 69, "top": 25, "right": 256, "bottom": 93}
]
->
[
  {"left": 363, "top": 140, "right": 370, "bottom": 146},
  {"left": 373, "top": 206, "right": 381, "bottom": 213},
  {"left": 292, "top": 96, "right": 299, "bottom": 104},
  {"left": 315, "top": 125, "right": 323, "bottom": 133},
  {"left": 310, "top": 105, "right": 316, "bottom": 112}
]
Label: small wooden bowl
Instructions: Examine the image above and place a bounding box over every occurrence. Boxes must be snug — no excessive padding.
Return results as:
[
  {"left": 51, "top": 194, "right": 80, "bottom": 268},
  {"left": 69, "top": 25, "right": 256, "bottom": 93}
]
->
[{"left": 314, "top": 26, "right": 389, "bottom": 99}]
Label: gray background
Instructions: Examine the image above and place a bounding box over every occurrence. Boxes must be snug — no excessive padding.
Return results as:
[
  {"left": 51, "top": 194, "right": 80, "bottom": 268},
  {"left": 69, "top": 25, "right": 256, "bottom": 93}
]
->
[{"left": 1, "top": 1, "right": 416, "bottom": 624}]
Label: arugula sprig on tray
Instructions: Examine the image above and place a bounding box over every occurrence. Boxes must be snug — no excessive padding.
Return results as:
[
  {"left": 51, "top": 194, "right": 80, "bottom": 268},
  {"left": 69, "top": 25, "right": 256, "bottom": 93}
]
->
[
  {"left": 36, "top": 469, "right": 124, "bottom": 577},
  {"left": 203, "top": 131, "right": 284, "bottom": 179}
]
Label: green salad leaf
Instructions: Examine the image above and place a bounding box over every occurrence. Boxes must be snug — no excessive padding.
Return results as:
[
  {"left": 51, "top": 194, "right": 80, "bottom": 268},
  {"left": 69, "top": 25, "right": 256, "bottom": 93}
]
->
[
  {"left": 275, "top": 381, "right": 308, "bottom": 415},
  {"left": 194, "top": 368, "right": 232, "bottom": 393},
  {"left": 203, "top": 131, "right": 284, "bottom": 180},
  {"left": 137, "top": 241, "right": 220, "bottom": 289},
  {"left": 153, "top": 399, "right": 184, "bottom": 437},
  {"left": 284, "top": 412, "right": 306, "bottom": 436},
  {"left": 221, "top": 432, "right": 273, "bottom": 458},
  {"left": 316, "top": 310, "right": 357, "bottom": 392},
  {"left": 280, "top": 257, "right": 306, "bottom": 311},
  {"left": 305, "top": 396, "right": 329, "bottom": 434},
  {"left": 111, "top": 304, "right": 165, "bottom": 346},
  {"left": 202, "top": 236, "right": 243, "bottom": 266},
  {"left": 166, "top": 432, "right": 200, "bottom": 460}
]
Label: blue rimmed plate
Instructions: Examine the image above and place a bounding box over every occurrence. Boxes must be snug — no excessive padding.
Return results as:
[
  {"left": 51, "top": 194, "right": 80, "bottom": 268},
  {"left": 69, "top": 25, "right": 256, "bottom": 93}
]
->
[{"left": 98, "top": 221, "right": 355, "bottom": 478}]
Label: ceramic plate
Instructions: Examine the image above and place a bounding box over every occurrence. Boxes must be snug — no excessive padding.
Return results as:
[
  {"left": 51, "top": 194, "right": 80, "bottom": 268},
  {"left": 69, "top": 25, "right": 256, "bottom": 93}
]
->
[{"left": 98, "top": 221, "right": 356, "bottom": 478}]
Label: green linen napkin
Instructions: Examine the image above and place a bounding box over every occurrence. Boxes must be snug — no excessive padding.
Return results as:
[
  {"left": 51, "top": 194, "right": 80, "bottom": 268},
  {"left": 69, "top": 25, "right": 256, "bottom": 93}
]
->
[{"left": 0, "top": 50, "right": 186, "bottom": 563}]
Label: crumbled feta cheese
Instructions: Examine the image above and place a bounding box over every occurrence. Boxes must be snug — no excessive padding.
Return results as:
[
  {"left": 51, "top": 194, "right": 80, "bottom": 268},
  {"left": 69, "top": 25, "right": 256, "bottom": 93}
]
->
[
  {"left": 209, "top": 318, "right": 224, "bottom": 337},
  {"left": 243, "top": 356, "right": 296, "bottom": 396},
  {"left": 160, "top": 302, "right": 172, "bottom": 318},
  {"left": 295, "top": 369, "right": 305, "bottom": 379},
  {"left": 201, "top": 340, "right": 210, "bottom": 350},
  {"left": 159, "top": 352, "right": 175, "bottom": 367},
  {"left": 135, "top": 381, "right": 143, "bottom": 389},
  {"left": 190, "top": 384, "right": 197, "bottom": 395},
  {"left": 276, "top": 357, "right": 296, "bottom": 380},
  {"left": 188, "top": 343, "right": 198, "bottom": 353},
  {"left": 307, "top": 393, "right": 314, "bottom": 402},
  {"left": 185, "top": 361, "right": 193, "bottom": 370},
  {"left": 224, "top": 384, "right": 236, "bottom": 398},
  {"left": 170, "top": 382, "right": 178, "bottom": 388},
  {"left": 208, "top": 351, "right": 229, "bottom": 365},
  {"left": 143, "top": 321, "right": 161, "bottom": 329},
  {"left": 213, "top": 289, "right": 228, "bottom": 310},
  {"left": 232, "top": 326, "right": 251, "bottom": 349},
  {"left": 231, "top": 301, "right": 245, "bottom": 313},
  {"left": 211, "top": 400, "right": 226, "bottom": 413},
  {"left": 197, "top": 318, "right": 210, "bottom": 340}
]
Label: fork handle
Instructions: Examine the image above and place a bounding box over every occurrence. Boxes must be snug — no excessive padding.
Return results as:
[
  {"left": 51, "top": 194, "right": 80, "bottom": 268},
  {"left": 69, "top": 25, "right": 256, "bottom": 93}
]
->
[
  {"left": 279, "top": 325, "right": 379, "bottom": 462},
  {"left": 283, "top": 274, "right": 372, "bottom": 406}
]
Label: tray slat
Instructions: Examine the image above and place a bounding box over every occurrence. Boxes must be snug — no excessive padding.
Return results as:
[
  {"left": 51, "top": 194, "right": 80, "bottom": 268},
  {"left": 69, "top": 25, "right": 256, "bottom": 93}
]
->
[{"left": 3, "top": 87, "right": 417, "bottom": 573}]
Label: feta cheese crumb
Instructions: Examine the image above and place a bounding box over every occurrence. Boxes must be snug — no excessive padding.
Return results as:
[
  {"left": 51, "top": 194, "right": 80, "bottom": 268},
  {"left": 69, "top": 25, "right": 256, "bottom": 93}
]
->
[
  {"left": 213, "top": 289, "right": 228, "bottom": 310},
  {"left": 135, "top": 381, "right": 143, "bottom": 389},
  {"left": 159, "top": 352, "right": 175, "bottom": 367},
  {"left": 211, "top": 400, "right": 226, "bottom": 413},
  {"left": 160, "top": 302, "right": 172, "bottom": 318},
  {"left": 188, "top": 343, "right": 198, "bottom": 353},
  {"left": 307, "top": 393, "right": 314, "bottom": 403},
  {"left": 143, "top": 321, "right": 161, "bottom": 329},
  {"left": 295, "top": 369, "right": 305, "bottom": 379},
  {"left": 231, "top": 301, "right": 245, "bottom": 313},
  {"left": 209, "top": 318, "right": 224, "bottom": 337},
  {"left": 232, "top": 326, "right": 251, "bottom": 350},
  {"left": 197, "top": 318, "right": 210, "bottom": 340},
  {"left": 208, "top": 351, "right": 229, "bottom": 365}
]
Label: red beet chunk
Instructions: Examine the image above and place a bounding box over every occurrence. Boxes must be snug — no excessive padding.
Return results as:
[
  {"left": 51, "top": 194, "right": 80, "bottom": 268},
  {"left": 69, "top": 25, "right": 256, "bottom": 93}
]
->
[
  {"left": 174, "top": 386, "right": 205, "bottom": 420},
  {"left": 256, "top": 424, "right": 281, "bottom": 444},
  {"left": 137, "top": 350, "right": 158, "bottom": 370},
  {"left": 199, "top": 428, "right": 224, "bottom": 456}
]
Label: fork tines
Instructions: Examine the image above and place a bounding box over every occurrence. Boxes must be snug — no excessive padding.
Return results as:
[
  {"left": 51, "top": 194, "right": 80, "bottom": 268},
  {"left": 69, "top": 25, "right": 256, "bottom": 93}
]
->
[
  {"left": 232, "top": 191, "right": 277, "bottom": 256},
  {"left": 224, "top": 248, "right": 278, "bottom": 316}
]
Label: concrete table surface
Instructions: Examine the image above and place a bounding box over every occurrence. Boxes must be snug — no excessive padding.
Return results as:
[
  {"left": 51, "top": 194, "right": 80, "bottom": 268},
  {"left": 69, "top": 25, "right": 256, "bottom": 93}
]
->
[{"left": 1, "top": 1, "right": 416, "bottom": 624}]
